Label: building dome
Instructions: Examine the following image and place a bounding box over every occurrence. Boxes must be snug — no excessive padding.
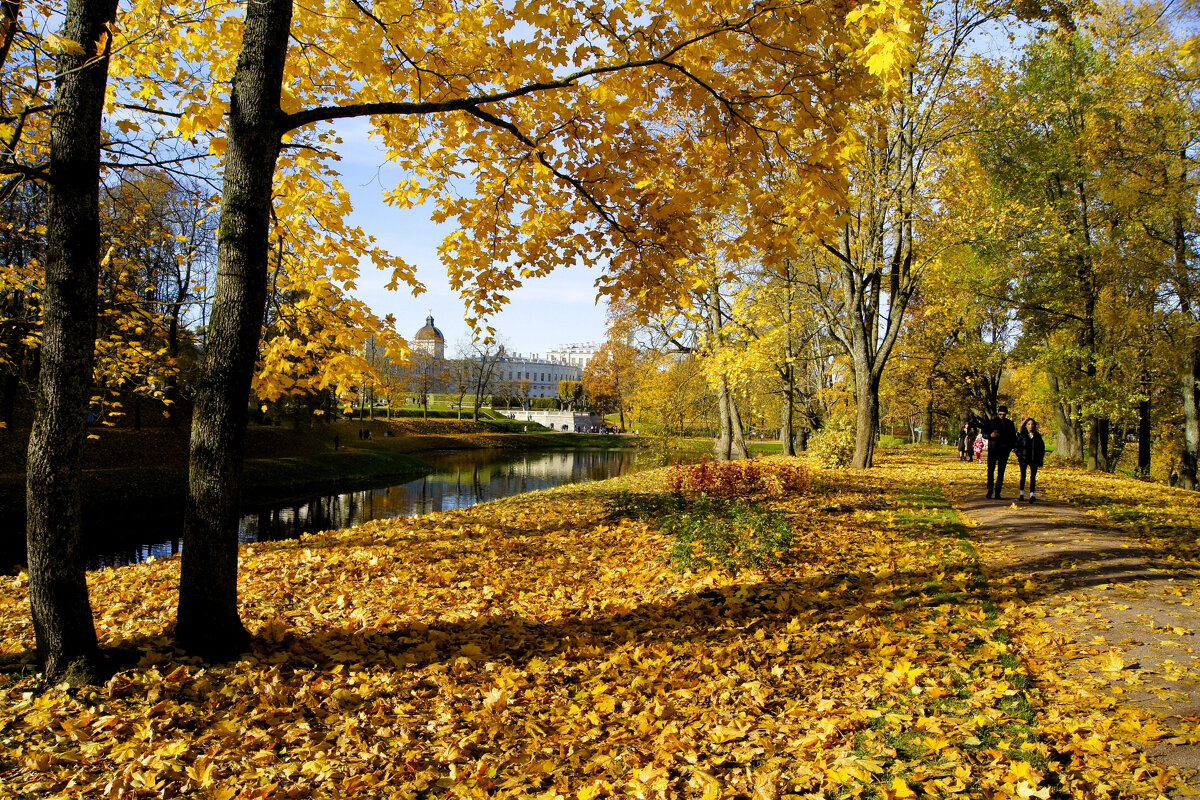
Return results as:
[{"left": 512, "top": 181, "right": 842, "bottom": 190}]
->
[{"left": 413, "top": 314, "right": 445, "bottom": 359}]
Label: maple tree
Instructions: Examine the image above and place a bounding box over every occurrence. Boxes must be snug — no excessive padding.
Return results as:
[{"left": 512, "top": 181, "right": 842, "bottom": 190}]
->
[
  {"left": 0, "top": 179, "right": 44, "bottom": 430},
  {"left": 95, "top": 169, "right": 215, "bottom": 428},
  {"left": 790, "top": 0, "right": 1053, "bottom": 469},
  {"left": 969, "top": 8, "right": 1199, "bottom": 478},
  {"left": 628, "top": 348, "right": 716, "bottom": 438},
  {"left": 400, "top": 349, "right": 447, "bottom": 419},
  {"left": 557, "top": 379, "right": 584, "bottom": 412},
  {"left": 583, "top": 322, "right": 642, "bottom": 431},
  {"left": 976, "top": 30, "right": 1128, "bottom": 469},
  {"left": 722, "top": 256, "right": 835, "bottom": 454},
  {"left": 454, "top": 338, "right": 506, "bottom": 422},
  {"left": 1086, "top": 1, "right": 1200, "bottom": 486}
]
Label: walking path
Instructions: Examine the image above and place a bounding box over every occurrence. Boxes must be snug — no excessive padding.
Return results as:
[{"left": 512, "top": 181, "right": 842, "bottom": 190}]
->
[{"left": 943, "top": 456, "right": 1200, "bottom": 796}]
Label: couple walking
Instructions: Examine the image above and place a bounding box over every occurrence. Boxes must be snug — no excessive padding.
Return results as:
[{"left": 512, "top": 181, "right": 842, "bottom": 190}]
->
[{"left": 982, "top": 406, "right": 1045, "bottom": 502}]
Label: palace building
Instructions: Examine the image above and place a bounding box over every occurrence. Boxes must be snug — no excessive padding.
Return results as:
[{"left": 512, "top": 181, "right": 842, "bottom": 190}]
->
[{"left": 409, "top": 314, "right": 585, "bottom": 398}]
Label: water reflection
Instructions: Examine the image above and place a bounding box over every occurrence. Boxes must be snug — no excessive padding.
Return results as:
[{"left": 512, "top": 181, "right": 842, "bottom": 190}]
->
[{"left": 79, "top": 448, "right": 652, "bottom": 570}]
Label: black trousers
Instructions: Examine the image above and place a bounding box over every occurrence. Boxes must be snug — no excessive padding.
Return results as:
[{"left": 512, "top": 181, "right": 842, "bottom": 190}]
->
[
  {"left": 987, "top": 446, "right": 1011, "bottom": 495},
  {"left": 1019, "top": 462, "right": 1038, "bottom": 495}
]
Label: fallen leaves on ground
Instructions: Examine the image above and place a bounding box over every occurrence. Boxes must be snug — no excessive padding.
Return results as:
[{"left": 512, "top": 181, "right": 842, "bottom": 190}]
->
[{"left": 0, "top": 454, "right": 1185, "bottom": 797}]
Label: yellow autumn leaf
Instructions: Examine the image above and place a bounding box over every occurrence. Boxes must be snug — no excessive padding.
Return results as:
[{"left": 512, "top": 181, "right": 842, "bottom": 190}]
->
[{"left": 44, "top": 33, "right": 86, "bottom": 56}]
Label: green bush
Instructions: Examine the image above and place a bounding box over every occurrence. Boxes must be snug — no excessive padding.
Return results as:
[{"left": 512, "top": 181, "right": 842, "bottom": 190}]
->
[
  {"left": 810, "top": 415, "right": 857, "bottom": 467},
  {"left": 662, "top": 499, "right": 793, "bottom": 573}
]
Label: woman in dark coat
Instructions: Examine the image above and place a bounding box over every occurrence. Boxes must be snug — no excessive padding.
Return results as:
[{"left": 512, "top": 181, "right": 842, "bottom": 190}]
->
[
  {"left": 957, "top": 424, "right": 970, "bottom": 461},
  {"left": 1016, "top": 418, "right": 1045, "bottom": 502}
]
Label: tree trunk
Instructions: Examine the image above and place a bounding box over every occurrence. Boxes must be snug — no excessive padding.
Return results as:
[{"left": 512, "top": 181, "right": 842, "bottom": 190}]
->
[
  {"left": 713, "top": 378, "right": 748, "bottom": 460},
  {"left": 1180, "top": 344, "right": 1200, "bottom": 491},
  {"left": 165, "top": 310, "right": 181, "bottom": 429},
  {"left": 1086, "top": 419, "right": 1110, "bottom": 472},
  {"left": 176, "top": 0, "right": 293, "bottom": 656},
  {"left": 1048, "top": 373, "right": 1083, "bottom": 460},
  {"left": 1138, "top": 393, "right": 1151, "bottom": 477},
  {"left": 780, "top": 390, "right": 795, "bottom": 456},
  {"left": 25, "top": 0, "right": 119, "bottom": 681},
  {"left": 729, "top": 391, "right": 748, "bottom": 458},
  {"left": 616, "top": 375, "right": 626, "bottom": 430},
  {"left": 852, "top": 378, "right": 878, "bottom": 469},
  {"left": 921, "top": 399, "right": 934, "bottom": 444}
]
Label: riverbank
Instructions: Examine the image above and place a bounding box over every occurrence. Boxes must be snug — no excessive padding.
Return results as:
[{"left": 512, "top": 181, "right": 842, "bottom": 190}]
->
[
  {"left": 0, "top": 417, "right": 644, "bottom": 524},
  {"left": 3, "top": 450, "right": 1196, "bottom": 796}
]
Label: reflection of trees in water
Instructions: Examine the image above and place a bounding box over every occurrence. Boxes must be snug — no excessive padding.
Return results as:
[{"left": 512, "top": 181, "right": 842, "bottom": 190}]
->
[
  {"left": 75, "top": 449, "right": 651, "bottom": 570},
  {"left": 242, "top": 450, "right": 648, "bottom": 544}
]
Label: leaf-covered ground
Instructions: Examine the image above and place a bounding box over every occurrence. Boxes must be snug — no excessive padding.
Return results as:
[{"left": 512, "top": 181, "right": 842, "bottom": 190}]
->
[
  {"left": 1, "top": 452, "right": 1192, "bottom": 798},
  {"left": 929, "top": 452, "right": 1200, "bottom": 797}
]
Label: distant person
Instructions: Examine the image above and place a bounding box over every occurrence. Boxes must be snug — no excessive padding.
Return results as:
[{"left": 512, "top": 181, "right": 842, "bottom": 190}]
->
[
  {"left": 1016, "top": 418, "right": 1045, "bottom": 503},
  {"left": 973, "top": 433, "right": 985, "bottom": 463},
  {"left": 984, "top": 405, "right": 1017, "bottom": 499},
  {"left": 333, "top": 434, "right": 340, "bottom": 450},
  {"left": 957, "top": 424, "right": 970, "bottom": 461}
]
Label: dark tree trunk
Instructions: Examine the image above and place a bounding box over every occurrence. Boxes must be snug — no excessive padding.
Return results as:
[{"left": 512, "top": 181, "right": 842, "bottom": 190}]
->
[
  {"left": 1180, "top": 345, "right": 1200, "bottom": 491},
  {"left": 176, "top": 0, "right": 293, "bottom": 656},
  {"left": 921, "top": 399, "right": 934, "bottom": 444},
  {"left": 1, "top": 288, "right": 31, "bottom": 430},
  {"left": 616, "top": 376, "right": 626, "bottom": 430},
  {"left": 1086, "top": 418, "right": 1110, "bottom": 472},
  {"left": 1138, "top": 393, "right": 1151, "bottom": 478},
  {"left": 25, "top": 0, "right": 119, "bottom": 681},
  {"left": 164, "top": 294, "right": 182, "bottom": 429}
]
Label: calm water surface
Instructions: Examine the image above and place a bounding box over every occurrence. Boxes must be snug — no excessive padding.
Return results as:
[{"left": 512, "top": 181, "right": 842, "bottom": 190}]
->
[{"left": 80, "top": 448, "right": 657, "bottom": 570}]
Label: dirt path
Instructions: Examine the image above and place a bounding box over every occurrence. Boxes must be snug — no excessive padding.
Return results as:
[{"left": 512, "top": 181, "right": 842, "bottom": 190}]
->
[{"left": 943, "top": 456, "right": 1200, "bottom": 795}]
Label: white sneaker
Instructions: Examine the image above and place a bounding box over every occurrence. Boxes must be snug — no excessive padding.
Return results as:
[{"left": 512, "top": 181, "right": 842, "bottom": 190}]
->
[{"left": 1019, "top": 492, "right": 1025, "bottom": 500}]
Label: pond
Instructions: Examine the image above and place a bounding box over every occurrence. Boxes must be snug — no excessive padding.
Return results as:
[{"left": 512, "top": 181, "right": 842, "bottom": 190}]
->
[{"left": 72, "top": 448, "right": 661, "bottom": 570}]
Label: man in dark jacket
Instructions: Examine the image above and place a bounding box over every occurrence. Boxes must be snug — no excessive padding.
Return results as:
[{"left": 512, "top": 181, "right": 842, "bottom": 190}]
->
[{"left": 985, "top": 405, "right": 1018, "bottom": 499}]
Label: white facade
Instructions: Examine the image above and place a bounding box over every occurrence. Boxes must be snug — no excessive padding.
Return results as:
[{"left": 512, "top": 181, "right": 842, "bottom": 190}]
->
[
  {"left": 408, "top": 314, "right": 597, "bottom": 398},
  {"left": 496, "top": 355, "right": 582, "bottom": 398},
  {"left": 495, "top": 409, "right": 602, "bottom": 430},
  {"left": 544, "top": 342, "right": 602, "bottom": 371}
]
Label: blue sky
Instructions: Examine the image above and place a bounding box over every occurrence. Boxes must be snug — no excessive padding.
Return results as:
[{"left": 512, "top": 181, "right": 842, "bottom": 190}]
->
[{"left": 331, "top": 119, "right": 609, "bottom": 358}]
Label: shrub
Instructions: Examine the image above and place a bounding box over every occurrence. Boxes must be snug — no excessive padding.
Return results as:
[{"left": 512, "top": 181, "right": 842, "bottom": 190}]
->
[
  {"left": 669, "top": 457, "right": 810, "bottom": 498},
  {"left": 810, "top": 415, "right": 857, "bottom": 467},
  {"left": 663, "top": 499, "right": 793, "bottom": 572}
]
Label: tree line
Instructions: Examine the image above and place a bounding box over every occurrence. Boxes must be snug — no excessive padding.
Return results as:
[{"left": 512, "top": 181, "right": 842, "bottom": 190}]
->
[{"left": 589, "top": 1, "right": 1198, "bottom": 490}]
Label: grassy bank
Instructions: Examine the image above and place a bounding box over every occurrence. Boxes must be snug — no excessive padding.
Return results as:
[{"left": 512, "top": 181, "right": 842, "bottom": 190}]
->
[{"left": 0, "top": 417, "right": 650, "bottom": 523}]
